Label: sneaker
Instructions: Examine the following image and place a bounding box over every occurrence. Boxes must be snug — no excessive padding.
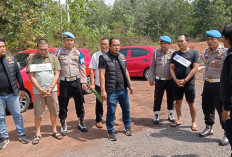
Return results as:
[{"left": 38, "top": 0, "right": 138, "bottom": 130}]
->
[
  {"left": 199, "top": 125, "right": 213, "bottom": 137},
  {"left": 61, "top": 119, "right": 67, "bottom": 136},
  {"left": 0, "top": 138, "right": 9, "bottom": 149},
  {"left": 154, "top": 111, "right": 160, "bottom": 124},
  {"left": 18, "top": 135, "right": 30, "bottom": 144},
  {"left": 219, "top": 132, "right": 229, "bottom": 146},
  {"left": 78, "top": 121, "right": 88, "bottom": 132},
  {"left": 108, "top": 132, "right": 117, "bottom": 141},
  {"left": 168, "top": 110, "right": 176, "bottom": 123},
  {"left": 125, "top": 126, "right": 133, "bottom": 136}
]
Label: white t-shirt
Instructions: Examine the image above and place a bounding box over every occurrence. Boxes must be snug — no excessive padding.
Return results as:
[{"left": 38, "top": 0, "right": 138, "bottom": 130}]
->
[{"left": 89, "top": 50, "right": 103, "bottom": 86}]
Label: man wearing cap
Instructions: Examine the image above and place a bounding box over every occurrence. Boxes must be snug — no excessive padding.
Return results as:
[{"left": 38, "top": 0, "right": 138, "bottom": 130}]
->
[
  {"left": 199, "top": 30, "right": 229, "bottom": 146},
  {"left": 170, "top": 35, "right": 199, "bottom": 131},
  {"left": 148, "top": 35, "right": 176, "bottom": 124},
  {"left": 221, "top": 25, "right": 232, "bottom": 156},
  {"left": 56, "top": 32, "right": 88, "bottom": 135}
]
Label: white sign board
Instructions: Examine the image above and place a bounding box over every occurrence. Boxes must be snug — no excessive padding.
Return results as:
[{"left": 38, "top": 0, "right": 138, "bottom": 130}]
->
[
  {"left": 30, "top": 63, "right": 52, "bottom": 72},
  {"left": 173, "top": 54, "right": 191, "bottom": 67}
]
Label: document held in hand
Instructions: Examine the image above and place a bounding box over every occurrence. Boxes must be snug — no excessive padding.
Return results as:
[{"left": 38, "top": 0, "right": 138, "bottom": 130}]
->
[{"left": 173, "top": 54, "right": 191, "bottom": 67}]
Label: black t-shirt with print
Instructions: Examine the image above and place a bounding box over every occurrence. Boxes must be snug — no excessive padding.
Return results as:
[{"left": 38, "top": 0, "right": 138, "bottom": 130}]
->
[{"left": 171, "top": 49, "right": 199, "bottom": 83}]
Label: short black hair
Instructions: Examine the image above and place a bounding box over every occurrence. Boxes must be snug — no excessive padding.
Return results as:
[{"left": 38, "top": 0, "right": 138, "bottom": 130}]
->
[
  {"left": 221, "top": 25, "right": 232, "bottom": 47},
  {"left": 180, "top": 34, "right": 190, "bottom": 41},
  {"left": 36, "top": 39, "right": 48, "bottom": 47},
  {"left": 100, "top": 37, "right": 109, "bottom": 41},
  {"left": 0, "top": 37, "right": 5, "bottom": 43},
  {"left": 109, "top": 37, "right": 120, "bottom": 45}
]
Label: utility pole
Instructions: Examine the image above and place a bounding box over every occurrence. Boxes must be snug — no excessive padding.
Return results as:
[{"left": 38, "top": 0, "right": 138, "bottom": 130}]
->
[
  {"left": 59, "top": 0, "right": 62, "bottom": 37},
  {"left": 66, "top": 0, "right": 70, "bottom": 24}
]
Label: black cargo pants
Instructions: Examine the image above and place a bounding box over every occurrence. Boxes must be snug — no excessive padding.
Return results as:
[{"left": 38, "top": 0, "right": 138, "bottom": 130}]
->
[
  {"left": 58, "top": 78, "right": 85, "bottom": 121},
  {"left": 153, "top": 79, "right": 174, "bottom": 112},
  {"left": 201, "top": 81, "right": 225, "bottom": 130}
]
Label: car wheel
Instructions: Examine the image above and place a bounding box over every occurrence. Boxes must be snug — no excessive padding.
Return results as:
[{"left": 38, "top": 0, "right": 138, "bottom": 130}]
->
[
  {"left": 6, "top": 91, "right": 30, "bottom": 114},
  {"left": 83, "top": 76, "right": 92, "bottom": 94},
  {"left": 143, "top": 68, "right": 150, "bottom": 80},
  {"left": 20, "top": 92, "right": 30, "bottom": 113}
]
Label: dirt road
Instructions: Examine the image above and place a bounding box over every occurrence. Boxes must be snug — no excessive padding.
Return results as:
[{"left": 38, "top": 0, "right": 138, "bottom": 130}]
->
[{"left": 1, "top": 70, "right": 231, "bottom": 157}]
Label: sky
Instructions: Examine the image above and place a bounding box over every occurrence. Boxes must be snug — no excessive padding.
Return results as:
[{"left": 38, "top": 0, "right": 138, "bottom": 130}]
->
[
  {"left": 104, "top": 0, "right": 115, "bottom": 6},
  {"left": 57, "top": 0, "right": 115, "bottom": 6}
]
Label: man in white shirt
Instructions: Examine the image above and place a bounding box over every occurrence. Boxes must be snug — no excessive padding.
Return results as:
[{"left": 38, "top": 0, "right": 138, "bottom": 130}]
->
[{"left": 89, "top": 38, "right": 109, "bottom": 128}]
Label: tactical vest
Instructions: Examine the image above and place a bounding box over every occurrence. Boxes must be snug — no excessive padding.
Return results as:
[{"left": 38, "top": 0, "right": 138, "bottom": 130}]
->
[{"left": 101, "top": 52, "right": 131, "bottom": 93}]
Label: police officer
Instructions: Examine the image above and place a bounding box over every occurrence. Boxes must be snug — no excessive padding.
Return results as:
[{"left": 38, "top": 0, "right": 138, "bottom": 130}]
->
[
  {"left": 199, "top": 30, "right": 229, "bottom": 146},
  {"left": 148, "top": 36, "right": 176, "bottom": 124},
  {"left": 57, "top": 32, "right": 88, "bottom": 135}
]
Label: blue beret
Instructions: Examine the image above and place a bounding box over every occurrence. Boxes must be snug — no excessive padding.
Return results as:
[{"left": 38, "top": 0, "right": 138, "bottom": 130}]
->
[
  {"left": 160, "top": 35, "right": 171, "bottom": 43},
  {"left": 62, "top": 32, "right": 75, "bottom": 39},
  {"left": 206, "top": 30, "right": 221, "bottom": 38}
]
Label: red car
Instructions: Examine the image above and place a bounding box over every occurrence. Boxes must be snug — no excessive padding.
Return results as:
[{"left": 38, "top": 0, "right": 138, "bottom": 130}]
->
[
  {"left": 120, "top": 46, "right": 157, "bottom": 80},
  {"left": 14, "top": 48, "right": 91, "bottom": 113}
]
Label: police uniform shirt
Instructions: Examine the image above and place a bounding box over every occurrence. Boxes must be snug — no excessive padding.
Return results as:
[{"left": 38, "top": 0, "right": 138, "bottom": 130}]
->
[
  {"left": 148, "top": 48, "right": 174, "bottom": 81},
  {"left": 204, "top": 45, "right": 226, "bottom": 79},
  {"left": 171, "top": 49, "right": 200, "bottom": 82},
  {"left": 57, "top": 48, "right": 87, "bottom": 83}
]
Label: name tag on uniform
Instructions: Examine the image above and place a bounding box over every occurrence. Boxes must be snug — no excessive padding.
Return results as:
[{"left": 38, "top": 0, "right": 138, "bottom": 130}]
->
[
  {"left": 173, "top": 54, "right": 191, "bottom": 67},
  {"left": 30, "top": 63, "right": 52, "bottom": 72}
]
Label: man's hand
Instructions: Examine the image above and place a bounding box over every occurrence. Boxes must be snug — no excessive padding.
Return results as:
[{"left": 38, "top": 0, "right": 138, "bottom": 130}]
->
[
  {"left": 82, "top": 83, "right": 87, "bottom": 91},
  {"left": 149, "top": 81, "right": 155, "bottom": 86},
  {"left": 39, "top": 88, "right": 48, "bottom": 96},
  {"left": 19, "top": 91, "right": 25, "bottom": 100},
  {"left": 90, "top": 83, "right": 95, "bottom": 92},
  {"left": 46, "top": 88, "right": 53, "bottom": 96},
  {"left": 27, "top": 53, "right": 35, "bottom": 60},
  {"left": 222, "top": 109, "right": 230, "bottom": 120},
  {"left": 178, "top": 79, "right": 187, "bottom": 87},
  {"left": 101, "top": 90, "right": 107, "bottom": 101},
  {"left": 129, "top": 87, "right": 134, "bottom": 95}
]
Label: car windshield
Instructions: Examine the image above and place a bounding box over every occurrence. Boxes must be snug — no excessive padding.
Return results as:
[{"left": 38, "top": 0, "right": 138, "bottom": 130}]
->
[{"left": 14, "top": 53, "right": 30, "bottom": 70}]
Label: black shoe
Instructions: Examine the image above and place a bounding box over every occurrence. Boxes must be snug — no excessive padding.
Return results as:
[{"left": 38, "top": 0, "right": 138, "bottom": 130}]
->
[
  {"left": 60, "top": 119, "right": 67, "bottom": 136},
  {"left": 153, "top": 113, "right": 160, "bottom": 124},
  {"left": 108, "top": 132, "right": 117, "bottom": 141},
  {"left": 168, "top": 112, "right": 176, "bottom": 123},
  {"left": 125, "top": 126, "right": 133, "bottom": 136},
  {"left": 18, "top": 135, "right": 30, "bottom": 144},
  {"left": 78, "top": 121, "right": 88, "bottom": 132},
  {"left": 199, "top": 125, "right": 213, "bottom": 137},
  {"left": 219, "top": 133, "right": 229, "bottom": 146},
  {"left": 0, "top": 138, "right": 9, "bottom": 149}
]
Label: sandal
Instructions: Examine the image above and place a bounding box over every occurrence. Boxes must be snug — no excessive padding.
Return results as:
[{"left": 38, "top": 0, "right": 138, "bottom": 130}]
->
[
  {"left": 191, "top": 126, "right": 199, "bottom": 131},
  {"left": 53, "top": 132, "right": 62, "bottom": 140},
  {"left": 32, "top": 135, "right": 41, "bottom": 145},
  {"left": 170, "top": 121, "right": 182, "bottom": 127}
]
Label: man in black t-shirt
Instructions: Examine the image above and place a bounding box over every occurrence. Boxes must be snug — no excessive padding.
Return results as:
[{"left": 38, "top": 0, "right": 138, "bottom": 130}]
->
[
  {"left": 99, "top": 37, "right": 134, "bottom": 141},
  {"left": 170, "top": 35, "right": 200, "bottom": 131}
]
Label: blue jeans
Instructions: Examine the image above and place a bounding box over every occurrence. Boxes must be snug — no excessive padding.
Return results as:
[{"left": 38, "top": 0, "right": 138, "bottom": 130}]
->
[
  {"left": 0, "top": 93, "right": 26, "bottom": 138},
  {"left": 106, "top": 89, "right": 131, "bottom": 132}
]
